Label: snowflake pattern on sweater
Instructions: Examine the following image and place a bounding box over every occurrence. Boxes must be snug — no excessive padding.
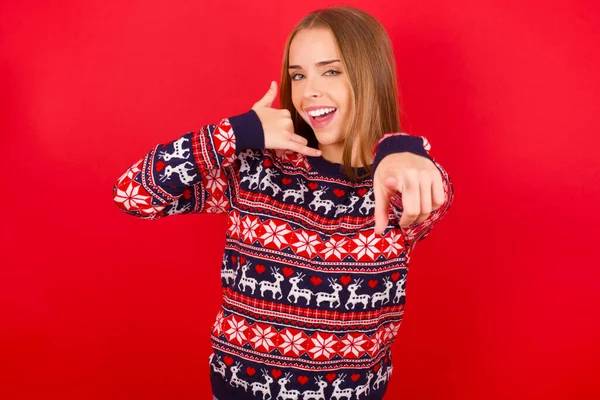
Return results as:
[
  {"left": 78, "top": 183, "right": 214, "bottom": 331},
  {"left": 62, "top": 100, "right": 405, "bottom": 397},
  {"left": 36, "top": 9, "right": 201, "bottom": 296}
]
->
[{"left": 113, "top": 109, "right": 454, "bottom": 400}]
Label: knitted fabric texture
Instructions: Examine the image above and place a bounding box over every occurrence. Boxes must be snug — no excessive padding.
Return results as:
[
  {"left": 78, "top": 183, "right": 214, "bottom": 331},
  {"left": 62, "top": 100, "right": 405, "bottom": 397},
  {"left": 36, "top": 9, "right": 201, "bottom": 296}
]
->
[{"left": 113, "top": 109, "right": 454, "bottom": 400}]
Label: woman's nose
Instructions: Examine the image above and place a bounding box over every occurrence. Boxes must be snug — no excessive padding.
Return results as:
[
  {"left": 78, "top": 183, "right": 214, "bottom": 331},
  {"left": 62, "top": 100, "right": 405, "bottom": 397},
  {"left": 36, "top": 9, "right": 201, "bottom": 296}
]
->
[{"left": 303, "top": 78, "right": 322, "bottom": 98}]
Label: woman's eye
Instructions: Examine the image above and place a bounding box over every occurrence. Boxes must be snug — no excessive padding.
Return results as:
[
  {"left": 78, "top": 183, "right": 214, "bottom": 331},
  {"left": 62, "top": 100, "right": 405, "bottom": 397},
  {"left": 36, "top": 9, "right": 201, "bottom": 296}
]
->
[{"left": 290, "top": 70, "right": 340, "bottom": 81}]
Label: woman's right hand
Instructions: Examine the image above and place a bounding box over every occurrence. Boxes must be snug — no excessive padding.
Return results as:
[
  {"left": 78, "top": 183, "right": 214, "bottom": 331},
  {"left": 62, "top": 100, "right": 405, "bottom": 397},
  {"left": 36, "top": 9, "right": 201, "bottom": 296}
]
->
[{"left": 251, "top": 81, "right": 322, "bottom": 157}]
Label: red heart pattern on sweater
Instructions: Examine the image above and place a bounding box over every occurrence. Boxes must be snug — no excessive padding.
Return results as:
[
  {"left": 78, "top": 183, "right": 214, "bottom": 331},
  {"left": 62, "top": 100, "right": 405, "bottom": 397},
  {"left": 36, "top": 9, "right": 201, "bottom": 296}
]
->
[{"left": 333, "top": 188, "right": 345, "bottom": 197}]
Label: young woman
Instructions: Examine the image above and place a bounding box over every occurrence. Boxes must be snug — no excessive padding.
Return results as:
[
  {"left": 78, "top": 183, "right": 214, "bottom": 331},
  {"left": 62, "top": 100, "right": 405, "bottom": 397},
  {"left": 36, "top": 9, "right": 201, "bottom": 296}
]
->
[{"left": 113, "top": 5, "right": 454, "bottom": 400}]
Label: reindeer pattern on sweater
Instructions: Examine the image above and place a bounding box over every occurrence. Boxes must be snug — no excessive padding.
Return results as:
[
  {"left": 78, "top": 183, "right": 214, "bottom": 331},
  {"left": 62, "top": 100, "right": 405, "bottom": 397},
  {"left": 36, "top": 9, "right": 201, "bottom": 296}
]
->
[{"left": 113, "top": 110, "right": 454, "bottom": 400}]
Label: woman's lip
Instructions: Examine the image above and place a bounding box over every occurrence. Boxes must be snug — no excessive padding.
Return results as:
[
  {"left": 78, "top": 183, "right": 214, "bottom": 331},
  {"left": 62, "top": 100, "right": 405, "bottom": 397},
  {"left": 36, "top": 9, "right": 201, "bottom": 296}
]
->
[{"left": 309, "top": 109, "right": 337, "bottom": 129}]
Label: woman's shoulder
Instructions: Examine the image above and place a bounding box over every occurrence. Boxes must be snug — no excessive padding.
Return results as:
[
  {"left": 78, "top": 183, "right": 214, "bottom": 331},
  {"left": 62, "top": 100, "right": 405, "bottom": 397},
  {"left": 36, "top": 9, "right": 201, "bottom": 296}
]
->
[
  {"left": 264, "top": 149, "right": 313, "bottom": 172},
  {"left": 234, "top": 149, "right": 313, "bottom": 179}
]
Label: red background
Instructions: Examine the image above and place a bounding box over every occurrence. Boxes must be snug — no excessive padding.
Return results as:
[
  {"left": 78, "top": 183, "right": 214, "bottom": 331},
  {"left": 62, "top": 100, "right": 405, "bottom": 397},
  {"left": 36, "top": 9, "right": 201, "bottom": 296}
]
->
[{"left": 2, "top": 0, "right": 599, "bottom": 399}]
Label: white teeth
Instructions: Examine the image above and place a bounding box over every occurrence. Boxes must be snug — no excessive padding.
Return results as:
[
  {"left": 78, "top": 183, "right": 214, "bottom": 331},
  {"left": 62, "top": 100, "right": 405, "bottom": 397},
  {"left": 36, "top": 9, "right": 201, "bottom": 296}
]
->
[{"left": 307, "top": 107, "right": 336, "bottom": 117}]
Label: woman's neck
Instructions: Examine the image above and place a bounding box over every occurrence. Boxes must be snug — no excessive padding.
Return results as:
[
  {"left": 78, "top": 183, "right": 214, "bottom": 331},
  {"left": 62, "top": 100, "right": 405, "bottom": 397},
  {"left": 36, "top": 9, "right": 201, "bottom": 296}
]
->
[{"left": 318, "top": 143, "right": 373, "bottom": 167}]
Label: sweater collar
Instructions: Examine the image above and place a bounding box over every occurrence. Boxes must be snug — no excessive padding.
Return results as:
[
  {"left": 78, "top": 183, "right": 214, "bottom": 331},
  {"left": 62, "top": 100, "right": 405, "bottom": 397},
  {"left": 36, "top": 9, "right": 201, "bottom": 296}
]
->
[{"left": 306, "top": 155, "right": 371, "bottom": 180}]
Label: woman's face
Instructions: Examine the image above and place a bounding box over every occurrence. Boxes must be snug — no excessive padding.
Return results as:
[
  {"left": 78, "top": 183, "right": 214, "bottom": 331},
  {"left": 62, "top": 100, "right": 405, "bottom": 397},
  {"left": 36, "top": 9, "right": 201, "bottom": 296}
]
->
[{"left": 288, "top": 27, "right": 352, "bottom": 151}]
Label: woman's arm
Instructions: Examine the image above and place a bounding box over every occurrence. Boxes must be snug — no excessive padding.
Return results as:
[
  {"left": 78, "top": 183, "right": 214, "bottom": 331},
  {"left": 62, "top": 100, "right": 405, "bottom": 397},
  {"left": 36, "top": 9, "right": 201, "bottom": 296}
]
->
[
  {"left": 112, "top": 110, "right": 264, "bottom": 219},
  {"left": 371, "top": 133, "right": 455, "bottom": 251}
]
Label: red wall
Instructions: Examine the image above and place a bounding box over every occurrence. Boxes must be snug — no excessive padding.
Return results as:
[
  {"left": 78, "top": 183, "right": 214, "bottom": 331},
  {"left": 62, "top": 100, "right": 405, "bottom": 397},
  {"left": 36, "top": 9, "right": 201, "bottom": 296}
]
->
[{"left": 2, "top": 0, "right": 599, "bottom": 399}]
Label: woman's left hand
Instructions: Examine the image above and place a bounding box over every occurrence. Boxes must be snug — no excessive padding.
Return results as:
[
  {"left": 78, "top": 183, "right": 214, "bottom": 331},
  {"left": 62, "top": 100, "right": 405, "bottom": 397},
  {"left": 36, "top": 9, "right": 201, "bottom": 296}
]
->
[{"left": 373, "top": 152, "right": 446, "bottom": 235}]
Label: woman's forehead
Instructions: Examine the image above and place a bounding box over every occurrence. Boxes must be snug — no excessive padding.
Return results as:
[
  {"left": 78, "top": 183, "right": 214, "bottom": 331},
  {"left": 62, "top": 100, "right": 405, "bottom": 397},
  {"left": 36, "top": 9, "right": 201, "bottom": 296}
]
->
[{"left": 289, "top": 28, "right": 340, "bottom": 65}]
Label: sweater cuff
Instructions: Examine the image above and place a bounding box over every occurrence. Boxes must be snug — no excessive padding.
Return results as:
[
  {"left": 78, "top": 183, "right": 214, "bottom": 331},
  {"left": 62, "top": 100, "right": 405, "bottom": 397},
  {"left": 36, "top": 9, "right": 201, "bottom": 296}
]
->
[
  {"left": 228, "top": 109, "right": 265, "bottom": 154},
  {"left": 371, "top": 134, "right": 433, "bottom": 180}
]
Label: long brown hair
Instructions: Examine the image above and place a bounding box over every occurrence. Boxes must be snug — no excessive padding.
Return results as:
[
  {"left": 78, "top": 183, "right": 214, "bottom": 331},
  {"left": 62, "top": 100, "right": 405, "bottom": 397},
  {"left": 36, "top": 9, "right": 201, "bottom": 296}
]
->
[{"left": 279, "top": 5, "right": 402, "bottom": 182}]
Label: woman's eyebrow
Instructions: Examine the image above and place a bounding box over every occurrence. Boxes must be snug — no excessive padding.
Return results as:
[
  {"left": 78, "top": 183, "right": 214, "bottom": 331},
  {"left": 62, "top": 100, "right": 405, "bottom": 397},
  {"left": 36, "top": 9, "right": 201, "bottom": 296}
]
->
[{"left": 288, "top": 59, "right": 340, "bottom": 70}]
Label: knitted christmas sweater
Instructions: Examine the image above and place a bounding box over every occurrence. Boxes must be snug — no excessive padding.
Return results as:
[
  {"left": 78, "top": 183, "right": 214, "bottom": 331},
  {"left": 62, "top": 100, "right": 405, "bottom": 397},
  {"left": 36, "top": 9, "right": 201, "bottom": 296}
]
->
[{"left": 113, "top": 109, "right": 454, "bottom": 400}]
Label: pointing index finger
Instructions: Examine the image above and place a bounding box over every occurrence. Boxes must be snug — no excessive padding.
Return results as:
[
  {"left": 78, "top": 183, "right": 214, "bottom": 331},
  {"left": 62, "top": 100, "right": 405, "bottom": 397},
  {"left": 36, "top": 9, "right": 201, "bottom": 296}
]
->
[{"left": 374, "top": 177, "right": 394, "bottom": 234}]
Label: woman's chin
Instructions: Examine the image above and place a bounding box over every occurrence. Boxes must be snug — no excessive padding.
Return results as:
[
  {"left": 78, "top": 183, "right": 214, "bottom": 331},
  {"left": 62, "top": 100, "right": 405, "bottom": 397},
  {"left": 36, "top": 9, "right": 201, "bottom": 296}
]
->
[{"left": 314, "top": 133, "right": 344, "bottom": 146}]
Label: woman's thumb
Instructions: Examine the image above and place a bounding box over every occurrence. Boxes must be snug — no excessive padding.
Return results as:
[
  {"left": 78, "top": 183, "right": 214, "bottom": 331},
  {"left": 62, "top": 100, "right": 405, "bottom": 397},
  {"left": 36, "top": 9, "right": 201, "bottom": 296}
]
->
[{"left": 257, "top": 81, "right": 277, "bottom": 108}]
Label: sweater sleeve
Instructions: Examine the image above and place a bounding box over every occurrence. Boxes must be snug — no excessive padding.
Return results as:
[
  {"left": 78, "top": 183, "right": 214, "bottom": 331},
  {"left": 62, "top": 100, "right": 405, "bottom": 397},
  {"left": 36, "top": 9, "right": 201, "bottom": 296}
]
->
[
  {"left": 371, "top": 133, "right": 455, "bottom": 250},
  {"left": 112, "top": 109, "right": 264, "bottom": 219}
]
